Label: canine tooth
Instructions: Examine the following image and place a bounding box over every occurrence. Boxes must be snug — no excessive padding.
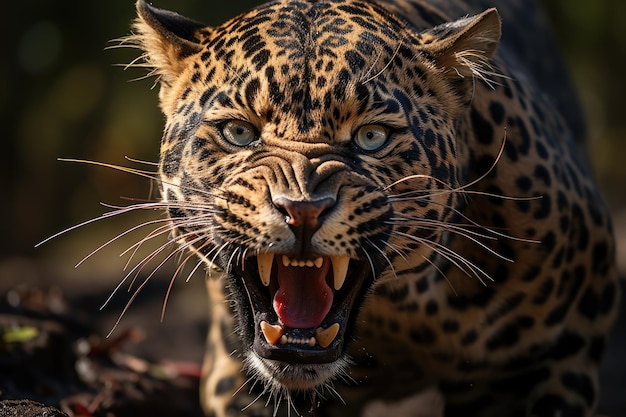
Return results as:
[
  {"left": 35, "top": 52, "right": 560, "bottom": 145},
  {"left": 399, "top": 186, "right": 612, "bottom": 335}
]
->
[
  {"left": 314, "top": 257, "right": 323, "bottom": 268},
  {"left": 330, "top": 255, "right": 349, "bottom": 290},
  {"left": 257, "top": 253, "right": 274, "bottom": 287},
  {"left": 260, "top": 321, "right": 283, "bottom": 345},
  {"left": 282, "top": 255, "right": 290, "bottom": 267},
  {"left": 315, "top": 323, "right": 340, "bottom": 348}
]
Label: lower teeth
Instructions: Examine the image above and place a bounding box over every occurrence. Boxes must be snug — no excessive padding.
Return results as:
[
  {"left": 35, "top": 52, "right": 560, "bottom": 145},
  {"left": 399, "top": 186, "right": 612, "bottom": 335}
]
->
[{"left": 260, "top": 322, "right": 340, "bottom": 348}]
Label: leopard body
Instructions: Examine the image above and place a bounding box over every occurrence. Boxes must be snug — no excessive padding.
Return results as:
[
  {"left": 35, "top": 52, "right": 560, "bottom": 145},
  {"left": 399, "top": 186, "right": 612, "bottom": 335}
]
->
[{"left": 129, "top": 0, "right": 619, "bottom": 415}]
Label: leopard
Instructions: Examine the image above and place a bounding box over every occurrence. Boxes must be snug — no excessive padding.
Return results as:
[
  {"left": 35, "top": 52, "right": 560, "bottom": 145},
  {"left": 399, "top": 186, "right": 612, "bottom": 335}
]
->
[{"left": 125, "top": 0, "right": 620, "bottom": 415}]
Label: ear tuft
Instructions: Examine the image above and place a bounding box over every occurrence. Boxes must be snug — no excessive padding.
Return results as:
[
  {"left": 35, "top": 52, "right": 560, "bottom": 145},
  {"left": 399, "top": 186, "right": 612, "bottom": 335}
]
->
[
  {"left": 420, "top": 8, "right": 502, "bottom": 83},
  {"left": 132, "top": 0, "right": 206, "bottom": 86}
]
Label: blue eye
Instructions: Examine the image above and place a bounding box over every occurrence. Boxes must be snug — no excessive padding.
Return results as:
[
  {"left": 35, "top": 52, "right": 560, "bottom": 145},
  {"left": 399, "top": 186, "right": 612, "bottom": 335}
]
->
[
  {"left": 221, "top": 120, "right": 257, "bottom": 147},
  {"left": 353, "top": 124, "right": 389, "bottom": 152}
]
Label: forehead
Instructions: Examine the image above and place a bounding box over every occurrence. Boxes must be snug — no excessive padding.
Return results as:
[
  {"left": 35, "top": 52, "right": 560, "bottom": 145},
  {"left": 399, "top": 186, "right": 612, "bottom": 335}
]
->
[{"left": 204, "top": 0, "right": 412, "bottom": 76}]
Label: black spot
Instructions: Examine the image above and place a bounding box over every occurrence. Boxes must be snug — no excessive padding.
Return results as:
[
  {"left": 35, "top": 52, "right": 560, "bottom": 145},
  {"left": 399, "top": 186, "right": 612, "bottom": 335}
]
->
[
  {"left": 540, "top": 230, "right": 556, "bottom": 253},
  {"left": 591, "top": 241, "right": 610, "bottom": 275},
  {"left": 244, "top": 78, "right": 261, "bottom": 105},
  {"left": 486, "top": 316, "right": 534, "bottom": 351},
  {"left": 544, "top": 266, "right": 585, "bottom": 326},
  {"left": 409, "top": 326, "right": 436, "bottom": 344},
  {"left": 215, "top": 92, "right": 232, "bottom": 107},
  {"left": 485, "top": 292, "right": 525, "bottom": 325},
  {"left": 531, "top": 395, "right": 584, "bottom": 417},
  {"left": 561, "top": 371, "right": 595, "bottom": 406},
  {"left": 522, "top": 266, "right": 541, "bottom": 282},
  {"left": 166, "top": 189, "right": 178, "bottom": 202},
  {"left": 424, "top": 128, "right": 436, "bottom": 147},
  {"left": 252, "top": 49, "right": 270, "bottom": 71},
  {"left": 600, "top": 282, "right": 617, "bottom": 315},
  {"left": 215, "top": 376, "right": 235, "bottom": 395},
  {"left": 587, "top": 336, "right": 606, "bottom": 363},
  {"left": 345, "top": 50, "right": 366, "bottom": 74},
  {"left": 385, "top": 284, "right": 409, "bottom": 302},
  {"left": 415, "top": 277, "right": 429, "bottom": 294},
  {"left": 535, "top": 139, "right": 549, "bottom": 160},
  {"left": 516, "top": 117, "right": 531, "bottom": 155},
  {"left": 577, "top": 287, "right": 599, "bottom": 321},
  {"left": 491, "top": 367, "right": 550, "bottom": 396},
  {"left": 333, "top": 69, "right": 350, "bottom": 101},
  {"left": 460, "top": 329, "right": 478, "bottom": 346},
  {"left": 504, "top": 138, "right": 519, "bottom": 162},
  {"left": 533, "top": 194, "right": 551, "bottom": 220},
  {"left": 489, "top": 101, "right": 505, "bottom": 124},
  {"left": 199, "top": 87, "right": 217, "bottom": 107},
  {"left": 532, "top": 277, "right": 554, "bottom": 305},
  {"left": 571, "top": 204, "right": 590, "bottom": 251},
  {"left": 425, "top": 300, "right": 439, "bottom": 315},
  {"left": 515, "top": 176, "right": 533, "bottom": 192},
  {"left": 168, "top": 206, "right": 185, "bottom": 220},
  {"left": 471, "top": 106, "right": 494, "bottom": 144},
  {"left": 534, "top": 164, "right": 552, "bottom": 187},
  {"left": 549, "top": 330, "right": 586, "bottom": 360},
  {"left": 442, "top": 319, "right": 459, "bottom": 333}
]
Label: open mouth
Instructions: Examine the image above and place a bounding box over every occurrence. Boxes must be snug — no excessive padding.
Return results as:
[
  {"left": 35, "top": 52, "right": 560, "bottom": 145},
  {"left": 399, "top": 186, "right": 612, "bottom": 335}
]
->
[{"left": 234, "top": 253, "right": 371, "bottom": 364}]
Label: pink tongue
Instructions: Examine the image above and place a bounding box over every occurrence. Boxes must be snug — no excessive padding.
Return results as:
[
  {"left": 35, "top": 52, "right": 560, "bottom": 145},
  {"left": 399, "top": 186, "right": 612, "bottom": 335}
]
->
[{"left": 272, "top": 260, "right": 333, "bottom": 329}]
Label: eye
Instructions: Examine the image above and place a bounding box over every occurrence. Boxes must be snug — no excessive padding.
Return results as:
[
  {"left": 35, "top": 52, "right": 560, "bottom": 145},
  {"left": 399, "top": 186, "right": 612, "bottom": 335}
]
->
[
  {"left": 221, "top": 120, "right": 257, "bottom": 147},
  {"left": 353, "top": 124, "right": 390, "bottom": 152}
]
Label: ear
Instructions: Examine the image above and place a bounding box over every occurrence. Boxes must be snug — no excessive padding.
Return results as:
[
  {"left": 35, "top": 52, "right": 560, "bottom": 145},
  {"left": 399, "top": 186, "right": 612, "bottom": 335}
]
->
[
  {"left": 419, "top": 8, "right": 501, "bottom": 80},
  {"left": 133, "top": 0, "right": 206, "bottom": 86}
]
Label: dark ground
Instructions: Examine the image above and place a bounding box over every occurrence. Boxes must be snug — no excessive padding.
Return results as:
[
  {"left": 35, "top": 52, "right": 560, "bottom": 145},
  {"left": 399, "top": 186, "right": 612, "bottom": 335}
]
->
[{"left": 0, "top": 254, "right": 624, "bottom": 417}]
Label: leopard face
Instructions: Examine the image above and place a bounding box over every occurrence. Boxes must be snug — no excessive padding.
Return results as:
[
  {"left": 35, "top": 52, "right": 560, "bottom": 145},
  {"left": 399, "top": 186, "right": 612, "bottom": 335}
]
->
[{"left": 128, "top": 0, "right": 618, "bottom": 416}]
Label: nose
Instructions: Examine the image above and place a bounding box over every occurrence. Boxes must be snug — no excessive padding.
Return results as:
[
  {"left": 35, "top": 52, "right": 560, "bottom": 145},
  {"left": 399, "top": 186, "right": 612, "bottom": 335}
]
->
[{"left": 273, "top": 197, "right": 336, "bottom": 254}]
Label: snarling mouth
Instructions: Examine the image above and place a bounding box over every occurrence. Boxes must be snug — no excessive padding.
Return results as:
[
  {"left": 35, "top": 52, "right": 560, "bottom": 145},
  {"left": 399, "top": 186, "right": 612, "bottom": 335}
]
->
[{"left": 234, "top": 253, "right": 371, "bottom": 364}]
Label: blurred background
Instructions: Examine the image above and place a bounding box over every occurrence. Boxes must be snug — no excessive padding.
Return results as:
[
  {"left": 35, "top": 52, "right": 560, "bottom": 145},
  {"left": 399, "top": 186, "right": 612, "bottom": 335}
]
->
[{"left": 1, "top": 0, "right": 624, "bottom": 414}]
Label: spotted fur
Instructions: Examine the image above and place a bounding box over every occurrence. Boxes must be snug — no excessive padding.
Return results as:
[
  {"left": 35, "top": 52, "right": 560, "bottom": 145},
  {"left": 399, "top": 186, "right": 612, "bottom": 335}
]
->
[{"left": 128, "top": 0, "right": 618, "bottom": 415}]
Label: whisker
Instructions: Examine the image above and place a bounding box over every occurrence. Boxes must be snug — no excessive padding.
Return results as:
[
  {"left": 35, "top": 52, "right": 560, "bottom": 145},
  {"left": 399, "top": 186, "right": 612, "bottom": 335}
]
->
[
  {"left": 393, "top": 230, "right": 492, "bottom": 285},
  {"left": 159, "top": 235, "right": 207, "bottom": 321},
  {"left": 123, "top": 155, "right": 159, "bottom": 166},
  {"left": 364, "top": 237, "right": 397, "bottom": 279},
  {"left": 35, "top": 200, "right": 164, "bottom": 248},
  {"left": 75, "top": 216, "right": 171, "bottom": 268},
  {"left": 55, "top": 158, "right": 223, "bottom": 199},
  {"left": 384, "top": 127, "right": 508, "bottom": 194},
  {"left": 362, "top": 42, "right": 403, "bottom": 84},
  {"left": 120, "top": 214, "right": 212, "bottom": 268}
]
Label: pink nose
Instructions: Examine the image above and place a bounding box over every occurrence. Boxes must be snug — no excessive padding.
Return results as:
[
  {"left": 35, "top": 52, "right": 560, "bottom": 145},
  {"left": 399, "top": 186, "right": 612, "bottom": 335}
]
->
[
  {"left": 272, "top": 197, "right": 336, "bottom": 231},
  {"left": 273, "top": 197, "right": 336, "bottom": 255}
]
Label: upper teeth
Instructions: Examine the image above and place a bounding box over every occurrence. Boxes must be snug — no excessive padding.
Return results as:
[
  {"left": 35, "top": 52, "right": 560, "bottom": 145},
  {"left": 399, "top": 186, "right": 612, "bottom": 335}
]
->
[
  {"left": 282, "top": 255, "right": 324, "bottom": 268},
  {"left": 329, "top": 255, "right": 349, "bottom": 290},
  {"left": 255, "top": 254, "right": 350, "bottom": 291},
  {"left": 257, "top": 253, "right": 274, "bottom": 286}
]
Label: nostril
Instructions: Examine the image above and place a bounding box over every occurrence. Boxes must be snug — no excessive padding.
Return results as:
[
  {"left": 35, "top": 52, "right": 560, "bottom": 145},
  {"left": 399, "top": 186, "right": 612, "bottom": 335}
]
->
[
  {"left": 274, "top": 204, "right": 291, "bottom": 223},
  {"left": 273, "top": 197, "right": 336, "bottom": 230}
]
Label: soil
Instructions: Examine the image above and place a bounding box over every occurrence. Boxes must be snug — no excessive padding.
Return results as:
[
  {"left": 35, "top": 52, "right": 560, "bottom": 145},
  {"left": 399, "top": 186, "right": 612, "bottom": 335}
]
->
[
  {"left": 0, "top": 285, "right": 203, "bottom": 417},
  {"left": 0, "top": 265, "right": 624, "bottom": 417}
]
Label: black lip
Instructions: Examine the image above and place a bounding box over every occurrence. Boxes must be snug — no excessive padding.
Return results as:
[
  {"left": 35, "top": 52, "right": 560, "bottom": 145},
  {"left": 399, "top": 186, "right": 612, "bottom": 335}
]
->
[{"left": 233, "top": 256, "right": 372, "bottom": 364}]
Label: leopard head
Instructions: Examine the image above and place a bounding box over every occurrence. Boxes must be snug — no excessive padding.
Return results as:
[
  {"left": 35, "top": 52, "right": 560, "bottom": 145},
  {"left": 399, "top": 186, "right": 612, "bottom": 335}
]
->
[{"left": 132, "top": 0, "right": 500, "bottom": 392}]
